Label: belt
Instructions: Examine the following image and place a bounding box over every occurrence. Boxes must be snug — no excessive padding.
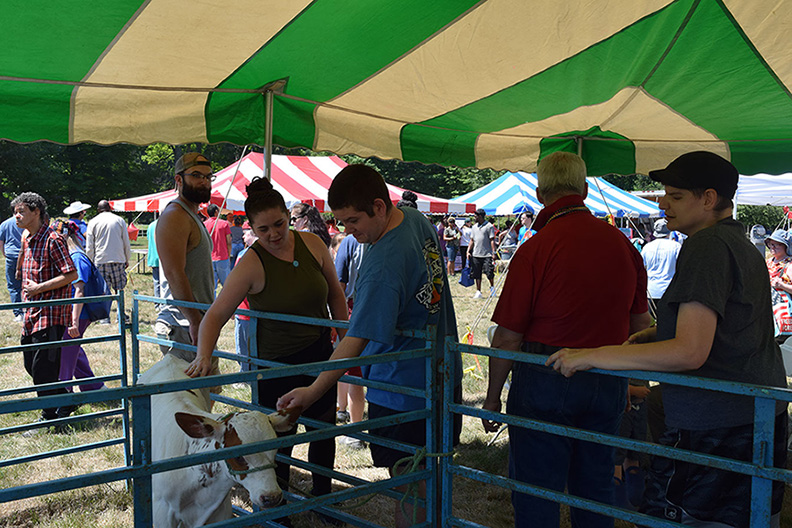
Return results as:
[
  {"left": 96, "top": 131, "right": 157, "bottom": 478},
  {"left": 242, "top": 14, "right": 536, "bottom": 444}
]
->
[{"left": 520, "top": 341, "right": 563, "bottom": 356}]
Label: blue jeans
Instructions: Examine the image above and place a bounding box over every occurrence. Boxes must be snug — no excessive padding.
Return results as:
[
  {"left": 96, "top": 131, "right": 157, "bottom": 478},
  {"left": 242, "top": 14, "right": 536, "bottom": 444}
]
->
[
  {"left": 507, "top": 358, "right": 626, "bottom": 528},
  {"left": 230, "top": 242, "right": 244, "bottom": 269},
  {"left": 212, "top": 259, "right": 230, "bottom": 288},
  {"left": 446, "top": 244, "right": 459, "bottom": 266},
  {"left": 5, "top": 256, "right": 22, "bottom": 316},
  {"left": 234, "top": 317, "right": 254, "bottom": 372}
]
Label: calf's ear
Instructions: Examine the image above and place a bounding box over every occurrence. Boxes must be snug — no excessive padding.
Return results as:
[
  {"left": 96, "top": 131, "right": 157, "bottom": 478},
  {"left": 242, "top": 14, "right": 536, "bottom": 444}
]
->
[
  {"left": 268, "top": 410, "right": 299, "bottom": 433},
  {"left": 175, "top": 412, "right": 222, "bottom": 439}
]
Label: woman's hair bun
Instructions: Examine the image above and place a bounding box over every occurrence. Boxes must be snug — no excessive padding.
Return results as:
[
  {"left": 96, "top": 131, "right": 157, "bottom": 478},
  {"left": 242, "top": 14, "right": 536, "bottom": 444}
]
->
[{"left": 246, "top": 176, "right": 274, "bottom": 195}]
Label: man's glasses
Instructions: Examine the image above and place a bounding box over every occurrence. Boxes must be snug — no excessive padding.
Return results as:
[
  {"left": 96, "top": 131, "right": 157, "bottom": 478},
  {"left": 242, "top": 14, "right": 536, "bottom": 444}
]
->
[{"left": 182, "top": 171, "right": 216, "bottom": 181}]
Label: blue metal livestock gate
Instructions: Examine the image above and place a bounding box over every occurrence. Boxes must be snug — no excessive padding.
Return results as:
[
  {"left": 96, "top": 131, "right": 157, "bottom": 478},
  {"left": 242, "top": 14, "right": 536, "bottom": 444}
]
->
[{"left": 1, "top": 292, "right": 790, "bottom": 527}]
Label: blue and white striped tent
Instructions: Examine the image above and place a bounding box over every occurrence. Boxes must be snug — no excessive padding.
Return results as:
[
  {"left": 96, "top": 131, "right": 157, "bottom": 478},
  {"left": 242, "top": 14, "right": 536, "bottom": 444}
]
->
[{"left": 454, "top": 171, "right": 661, "bottom": 217}]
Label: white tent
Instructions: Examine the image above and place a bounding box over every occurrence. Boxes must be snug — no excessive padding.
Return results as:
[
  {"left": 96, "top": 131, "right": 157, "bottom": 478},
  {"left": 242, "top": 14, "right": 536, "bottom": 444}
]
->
[{"left": 736, "top": 174, "right": 792, "bottom": 206}]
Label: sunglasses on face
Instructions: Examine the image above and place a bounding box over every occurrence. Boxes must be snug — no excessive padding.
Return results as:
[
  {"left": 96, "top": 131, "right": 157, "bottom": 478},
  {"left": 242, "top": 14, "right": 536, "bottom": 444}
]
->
[{"left": 290, "top": 215, "right": 305, "bottom": 224}]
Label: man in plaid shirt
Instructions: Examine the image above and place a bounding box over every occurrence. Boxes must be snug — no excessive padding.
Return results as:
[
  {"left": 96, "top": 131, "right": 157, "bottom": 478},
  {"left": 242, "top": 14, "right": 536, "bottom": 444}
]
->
[{"left": 12, "top": 192, "right": 78, "bottom": 423}]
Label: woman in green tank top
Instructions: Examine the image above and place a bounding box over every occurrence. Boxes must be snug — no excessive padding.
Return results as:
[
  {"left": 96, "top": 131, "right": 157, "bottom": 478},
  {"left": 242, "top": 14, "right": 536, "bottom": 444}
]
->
[{"left": 186, "top": 177, "right": 349, "bottom": 501}]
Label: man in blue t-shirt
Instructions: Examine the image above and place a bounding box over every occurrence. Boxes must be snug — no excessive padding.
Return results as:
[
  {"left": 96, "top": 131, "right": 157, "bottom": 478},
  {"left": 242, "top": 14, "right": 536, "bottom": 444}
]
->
[
  {"left": 278, "top": 164, "right": 461, "bottom": 527},
  {"left": 0, "top": 216, "right": 23, "bottom": 321}
]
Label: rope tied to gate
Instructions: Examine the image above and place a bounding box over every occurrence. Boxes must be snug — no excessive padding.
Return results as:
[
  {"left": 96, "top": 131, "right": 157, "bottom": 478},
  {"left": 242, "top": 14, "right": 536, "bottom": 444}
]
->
[
  {"left": 273, "top": 446, "right": 454, "bottom": 523},
  {"left": 392, "top": 447, "right": 455, "bottom": 525}
]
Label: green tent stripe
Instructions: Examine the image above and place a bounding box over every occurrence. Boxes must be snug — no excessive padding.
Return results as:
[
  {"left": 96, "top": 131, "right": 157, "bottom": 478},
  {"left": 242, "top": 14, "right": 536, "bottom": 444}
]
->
[
  {"left": 718, "top": 0, "right": 792, "bottom": 102},
  {"left": 400, "top": 0, "right": 692, "bottom": 166},
  {"left": 730, "top": 141, "right": 792, "bottom": 176},
  {"left": 0, "top": 82, "right": 75, "bottom": 143},
  {"left": 539, "top": 127, "right": 636, "bottom": 176},
  {"left": 206, "top": 0, "right": 480, "bottom": 143},
  {"left": 0, "top": 0, "right": 146, "bottom": 143},
  {"left": 201, "top": 92, "right": 265, "bottom": 146},
  {"left": 272, "top": 97, "right": 320, "bottom": 149},
  {"left": 400, "top": 125, "right": 479, "bottom": 169},
  {"left": 646, "top": 0, "right": 792, "bottom": 144},
  {"left": 638, "top": 0, "right": 700, "bottom": 87},
  {"left": 0, "top": 0, "right": 145, "bottom": 80}
]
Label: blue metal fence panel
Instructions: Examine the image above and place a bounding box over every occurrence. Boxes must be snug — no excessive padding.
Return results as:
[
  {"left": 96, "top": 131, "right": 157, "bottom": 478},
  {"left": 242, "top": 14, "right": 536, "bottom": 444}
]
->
[
  {"left": 4, "top": 289, "right": 790, "bottom": 527},
  {"left": 445, "top": 338, "right": 792, "bottom": 528}
]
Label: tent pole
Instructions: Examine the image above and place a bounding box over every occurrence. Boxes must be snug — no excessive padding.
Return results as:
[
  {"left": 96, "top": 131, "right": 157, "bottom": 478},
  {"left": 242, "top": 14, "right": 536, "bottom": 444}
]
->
[
  {"left": 264, "top": 90, "right": 274, "bottom": 181},
  {"left": 576, "top": 136, "right": 583, "bottom": 157}
]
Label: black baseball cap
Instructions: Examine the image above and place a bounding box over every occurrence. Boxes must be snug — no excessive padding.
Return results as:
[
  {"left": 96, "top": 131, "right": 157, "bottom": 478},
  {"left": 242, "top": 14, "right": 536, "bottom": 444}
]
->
[{"left": 648, "top": 151, "right": 738, "bottom": 199}]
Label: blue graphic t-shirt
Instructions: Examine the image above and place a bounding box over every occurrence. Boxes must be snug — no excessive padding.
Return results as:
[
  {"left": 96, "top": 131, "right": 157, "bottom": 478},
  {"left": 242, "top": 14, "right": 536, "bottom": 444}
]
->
[{"left": 348, "top": 206, "right": 459, "bottom": 411}]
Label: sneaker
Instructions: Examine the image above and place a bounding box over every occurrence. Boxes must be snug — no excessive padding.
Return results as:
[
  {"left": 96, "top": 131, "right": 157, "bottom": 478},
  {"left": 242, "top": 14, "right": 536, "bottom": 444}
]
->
[
  {"left": 14, "top": 314, "right": 23, "bottom": 323},
  {"left": 21, "top": 415, "right": 54, "bottom": 437},
  {"left": 336, "top": 410, "right": 350, "bottom": 424},
  {"left": 473, "top": 291, "right": 483, "bottom": 299},
  {"left": 340, "top": 436, "right": 366, "bottom": 449},
  {"left": 97, "top": 318, "right": 111, "bottom": 325}
]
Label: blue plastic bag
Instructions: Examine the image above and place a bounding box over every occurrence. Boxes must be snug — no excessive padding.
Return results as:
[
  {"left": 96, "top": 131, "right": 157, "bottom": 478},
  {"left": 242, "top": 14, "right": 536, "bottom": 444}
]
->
[{"left": 458, "top": 266, "right": 474, "bottom": 287}]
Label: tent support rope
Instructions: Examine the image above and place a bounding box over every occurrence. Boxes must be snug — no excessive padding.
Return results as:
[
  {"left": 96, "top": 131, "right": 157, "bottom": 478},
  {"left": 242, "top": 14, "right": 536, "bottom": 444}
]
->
[{"left": 210, "top": 145, "right": 251, "bottom": 237}]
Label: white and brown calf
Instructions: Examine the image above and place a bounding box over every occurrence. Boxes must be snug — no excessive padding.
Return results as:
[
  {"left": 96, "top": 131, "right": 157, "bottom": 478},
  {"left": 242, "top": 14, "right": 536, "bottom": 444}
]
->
[{"left": 138, "top": 354, "right": 291, "bottom": 527}]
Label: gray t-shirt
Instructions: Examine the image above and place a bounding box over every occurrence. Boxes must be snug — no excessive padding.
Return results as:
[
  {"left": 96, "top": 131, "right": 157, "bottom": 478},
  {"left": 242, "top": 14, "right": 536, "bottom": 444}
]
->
[
  {"left": 470, "top": 221, "right": 495, "bottom": 257},
  {"left": 657, "top": 218, "right": 786, "bottom": 430},
  {"left": 157, "top": 198, "right": 215, "bottom": 328}
]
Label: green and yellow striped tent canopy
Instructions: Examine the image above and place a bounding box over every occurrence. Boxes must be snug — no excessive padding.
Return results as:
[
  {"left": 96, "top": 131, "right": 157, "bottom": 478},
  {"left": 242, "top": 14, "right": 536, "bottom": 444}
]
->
[{"left": 2, "top": 0, "right": 792, "bottom": 175}]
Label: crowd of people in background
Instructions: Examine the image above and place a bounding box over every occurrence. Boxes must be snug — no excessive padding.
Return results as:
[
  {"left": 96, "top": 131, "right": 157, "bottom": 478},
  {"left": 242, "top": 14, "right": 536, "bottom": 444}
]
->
[{"left": 3, "top": 149, "right": 791, "bottom": 528}]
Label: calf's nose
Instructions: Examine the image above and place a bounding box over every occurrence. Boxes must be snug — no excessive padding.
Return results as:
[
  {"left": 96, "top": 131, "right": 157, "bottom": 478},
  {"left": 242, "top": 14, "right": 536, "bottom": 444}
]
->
[{"left": 258, "top": 492, "right": 283, "bottom": 508}]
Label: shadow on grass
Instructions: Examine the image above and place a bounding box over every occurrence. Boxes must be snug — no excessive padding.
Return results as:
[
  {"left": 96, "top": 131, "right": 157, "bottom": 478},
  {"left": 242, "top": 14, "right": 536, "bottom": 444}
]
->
[{"left": 0, "top": 484, "right": 131, "bottom": 528}]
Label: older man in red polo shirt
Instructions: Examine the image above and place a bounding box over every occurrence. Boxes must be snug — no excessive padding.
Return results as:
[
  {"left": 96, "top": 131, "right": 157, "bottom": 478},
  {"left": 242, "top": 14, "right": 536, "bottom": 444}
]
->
[{"left": 482, "top": 152, "right": 650, "bottom": 528}]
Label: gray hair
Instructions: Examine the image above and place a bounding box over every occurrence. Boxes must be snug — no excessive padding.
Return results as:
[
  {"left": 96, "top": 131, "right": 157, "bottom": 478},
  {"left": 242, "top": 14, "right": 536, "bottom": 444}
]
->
[{"left": 537, "top": 152, "right": 587, "bottom": 199}]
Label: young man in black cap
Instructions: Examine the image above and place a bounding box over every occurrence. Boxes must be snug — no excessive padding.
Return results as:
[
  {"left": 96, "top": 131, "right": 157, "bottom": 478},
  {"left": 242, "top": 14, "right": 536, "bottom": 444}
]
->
[{"left": 547, "top": 151, "right": 787, "bottom": 527}]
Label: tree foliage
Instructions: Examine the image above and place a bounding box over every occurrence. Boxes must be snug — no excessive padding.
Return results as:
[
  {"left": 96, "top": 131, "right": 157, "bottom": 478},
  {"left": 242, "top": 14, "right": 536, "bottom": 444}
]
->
[
  {"left": 5, "top": 140, "right": 788, "bottom": 230},
  {"left": 736, "top": 205, "right": 790, "bottom": 232},
  {"left": 0, "top": 141, "right": 248, "bottom": 219},
  {"left": 601, "top": 173, "right": 663, "bottom": 192}
]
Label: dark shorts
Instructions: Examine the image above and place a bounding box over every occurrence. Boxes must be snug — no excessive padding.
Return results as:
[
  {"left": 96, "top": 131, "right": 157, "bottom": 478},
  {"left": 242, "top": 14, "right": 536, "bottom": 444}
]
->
[
  {"left": 643, "top": 411, "right": 787, "bottom": 527},
  {"left": 256, "top": 329, "right": 336, "bottom": 422},
  {"left": 256, "top": 329, "right": 337, "bottom": 495},
  {"left": 367, "top": 385, "right": 463, "bottom": 470},
  {"left": 470, "top": 256, "right": 494, "bottom": 281}
]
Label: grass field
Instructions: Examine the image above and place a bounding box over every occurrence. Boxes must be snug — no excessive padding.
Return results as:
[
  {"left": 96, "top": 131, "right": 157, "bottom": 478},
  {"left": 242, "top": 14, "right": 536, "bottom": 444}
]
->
[
  {"left": 0, "top": 239, "right": 789, "bottom": 527},
  {"left": 0, "top": 240, "right": 513, "bottom": 528}
]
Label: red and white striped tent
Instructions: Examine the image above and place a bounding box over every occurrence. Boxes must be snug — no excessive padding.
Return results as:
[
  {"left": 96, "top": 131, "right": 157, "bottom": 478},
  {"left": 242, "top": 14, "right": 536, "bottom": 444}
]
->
[{"left": 110, "top": 153, "right": 475, "bottom": 215}]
